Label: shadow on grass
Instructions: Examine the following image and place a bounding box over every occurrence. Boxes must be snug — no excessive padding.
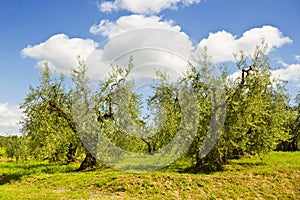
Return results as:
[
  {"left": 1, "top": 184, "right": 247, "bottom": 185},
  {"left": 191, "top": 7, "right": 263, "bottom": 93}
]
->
[
  {"left": 0, "top": 174, "right": 22, "bottom": 185},
  {"left": 229, "top": 161, "right": 266, "bottom": 167},
  {"left": 179, "top": 159, "right": 265, "bottom": 174},
  {"left": 0, "top": 160, "right": 80, "bottom": 185}
]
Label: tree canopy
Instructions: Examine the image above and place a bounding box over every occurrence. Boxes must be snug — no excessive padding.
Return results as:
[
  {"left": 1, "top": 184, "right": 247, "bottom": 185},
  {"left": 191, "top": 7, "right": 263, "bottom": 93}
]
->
[{"left": 13, "top": 46, "right": 299, "bottom": 172}]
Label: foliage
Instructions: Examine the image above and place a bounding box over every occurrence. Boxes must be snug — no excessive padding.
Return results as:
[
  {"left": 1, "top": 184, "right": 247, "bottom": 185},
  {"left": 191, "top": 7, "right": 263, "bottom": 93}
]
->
[
  {"left": 0, "top": 136, "right": 29, "bottom": 161},
  {"left": 20, "top": 64, "right": 83, "bottom": 163},
  {"left": 91, "top": 58, "right": 146, "bottom": 154},
  {"left": 277, "top": 94, "right": 300, "bottom": 151},
  {"left": 183, "top": 44, "right": 291, "bottom": 171},
  {"left": 18, "top": 44, "right": 296, "bottom": 172},
  {"left": 222, "top": 45, "right": 290, "bottom": 154},
  {"left": 0, "top": 137, "right": 6, "bottom": 158},
  {"left": 141, "top": 72, "right": 182, "bottom": 154},
  {"left": 0, "top": 148, "right": 5, "bottom": 158},
  {"left": 20, "top": 58, "right": 146, "bottom": 169},
  {"left": 0, "top": 137, "right": 5, "bottom": 157}
]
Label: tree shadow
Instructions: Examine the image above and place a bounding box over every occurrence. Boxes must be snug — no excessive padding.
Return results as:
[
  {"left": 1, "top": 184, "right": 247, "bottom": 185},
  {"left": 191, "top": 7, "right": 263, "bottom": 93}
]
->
[
  {"left": 0, "top": 174, "right": 22, "bottom": 185},
  {"left": 0, "top": 160, "right": 79, "bottom": 185},
  {"left": 229, "top": 161, "right": 266, "bottom": 167}
]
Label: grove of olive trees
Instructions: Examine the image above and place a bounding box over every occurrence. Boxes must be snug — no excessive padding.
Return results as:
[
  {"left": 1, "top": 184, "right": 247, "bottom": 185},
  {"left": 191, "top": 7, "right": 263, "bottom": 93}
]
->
[{"left": 1, "top": 46, "right": 299, "bottom": 172}]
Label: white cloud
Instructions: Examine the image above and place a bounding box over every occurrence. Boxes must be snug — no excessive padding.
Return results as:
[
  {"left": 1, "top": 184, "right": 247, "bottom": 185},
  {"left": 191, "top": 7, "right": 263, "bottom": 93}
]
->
[
  {"left": 272, "top": 60, "right": 300, "bottom": 86},
  {"left": 197, "top": 26, "right": 292, "bottom": 63},
  {"left": 90, "top": 15, "right": 181, "bottom": 37},
  {"left": 21, "top": 34, "right": 99, "bottom": 74},
  {"left": 276, "top": 58, "right": 289, "bottom": 68},
  {"left": 22, "top": 15, "right": 196, "bottom": 81},
  {"left": 0, "top": 103, "right": 22, "bottom": 135},
  {"left": 88, "top": 15, "right": 195, "bottom": 81},
  {"left": 227, "top": 70, "right": 242, "bottom": 83},
  {"left": 98, "top": 0, "right": 201, "bottom": 14},
  {"left": 22, "top": 15, "right": 292, "bottom": 87},
  {"left": 294, "top": 55, "right": 300, "bottom": 62}
]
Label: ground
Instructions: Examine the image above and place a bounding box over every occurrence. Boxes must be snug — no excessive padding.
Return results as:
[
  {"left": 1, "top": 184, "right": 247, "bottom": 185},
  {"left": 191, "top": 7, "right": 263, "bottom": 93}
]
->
[{"left": 0, "top": 151, "right": 299, "bottom": 199}]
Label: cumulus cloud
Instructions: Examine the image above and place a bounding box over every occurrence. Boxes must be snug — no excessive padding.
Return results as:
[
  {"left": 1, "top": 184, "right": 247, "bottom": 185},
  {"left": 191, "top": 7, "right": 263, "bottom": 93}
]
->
[
  {"left": 0, "top": 103, "right": 22, "bottom": 135},
  {"left": 22, "top": 15, "right": 195, "bottom": 81},
  {"left": 197, "top": 26, "right": 292, "bottom": 63},
  {"left": 22, "top": 14, "right": 292, "bottom": 86},
  {"left": 272, "top": 60, "right": 300, "bottom": 86},
  {"left": 90, "top": 15, "right": 181, "bottom": 37},
  {"left": 98, "top": 0, "right": 201, "bottom": 14},
  {"left": 88, "top": 15, "right": 195, "bottom": 81},
  {"left": 21, "top": 34, "right": 99, "bottom": 74}
]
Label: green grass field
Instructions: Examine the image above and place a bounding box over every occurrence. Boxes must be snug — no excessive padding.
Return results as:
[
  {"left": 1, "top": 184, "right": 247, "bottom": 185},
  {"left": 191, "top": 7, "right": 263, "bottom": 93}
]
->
[{"left": 0, "top": 151, "right": 299, "bottom": 199}]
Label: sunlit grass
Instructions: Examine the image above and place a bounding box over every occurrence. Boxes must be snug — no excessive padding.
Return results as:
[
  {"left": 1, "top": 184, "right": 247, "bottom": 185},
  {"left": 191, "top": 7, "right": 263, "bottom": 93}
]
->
[
  {"left": 0, "top": 152, "right": 299, "bottom": 199},
  {"left": 0, "top": 160, "right": 78, "bottom": 176}
]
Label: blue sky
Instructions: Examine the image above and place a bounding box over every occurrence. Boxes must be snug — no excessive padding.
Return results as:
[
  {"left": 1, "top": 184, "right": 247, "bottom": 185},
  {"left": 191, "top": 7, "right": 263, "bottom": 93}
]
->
[{"left": 0, "top": 0, "right": 299, "bottom": 135}]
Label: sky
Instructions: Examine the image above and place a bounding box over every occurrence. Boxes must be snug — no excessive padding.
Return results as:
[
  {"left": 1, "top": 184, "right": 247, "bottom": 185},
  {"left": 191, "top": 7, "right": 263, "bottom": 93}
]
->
[{"left": 0, "top": 0, "right": 299, "bottom": 135}]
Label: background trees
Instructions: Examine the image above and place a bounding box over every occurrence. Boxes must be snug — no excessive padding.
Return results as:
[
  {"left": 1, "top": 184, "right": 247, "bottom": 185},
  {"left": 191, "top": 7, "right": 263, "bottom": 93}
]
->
[{"left": 0, "top": 135, "right": 29, "bottom": 161}]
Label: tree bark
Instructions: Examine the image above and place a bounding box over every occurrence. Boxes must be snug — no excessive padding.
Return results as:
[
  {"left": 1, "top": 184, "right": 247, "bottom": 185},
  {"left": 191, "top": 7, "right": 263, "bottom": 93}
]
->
[
  {"left": 66, "top": 143, "right": 77, "bottom": 163},
  {"left": 77, "top": 151, "right": 97, "bottom": 171}
]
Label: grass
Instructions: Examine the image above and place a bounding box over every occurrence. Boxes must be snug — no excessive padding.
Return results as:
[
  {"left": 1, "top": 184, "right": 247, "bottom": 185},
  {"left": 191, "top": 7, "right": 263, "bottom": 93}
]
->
[{"left": 0, "top": 151, "right": 299, "bottom": 199}]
